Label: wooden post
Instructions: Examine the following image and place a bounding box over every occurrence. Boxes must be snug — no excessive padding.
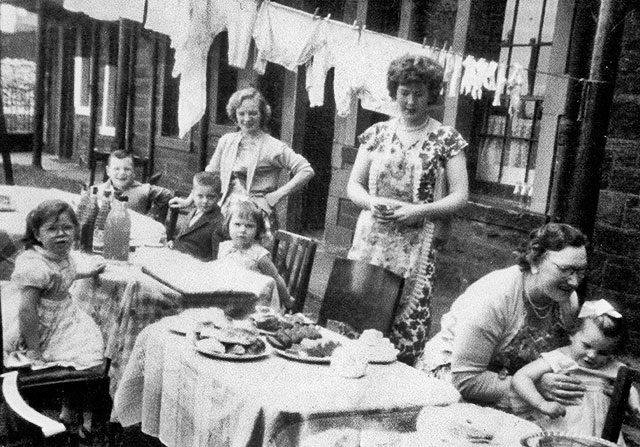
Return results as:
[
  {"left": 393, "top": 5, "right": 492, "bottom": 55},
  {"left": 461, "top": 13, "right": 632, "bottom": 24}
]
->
[
  {"left": 565, "top": 0, "right": 629, "bottom": 238},
  {"left": 398, "top": 0, "right": 416, "bottom": 40},
  {"left": 0, "top": 8, "right": 13, "bottom": 184},
  {"left": 32, "top": 0, "right": 47, "bottom": 168},
  {"left": 57, "top": 24, "right": 75, "bottom": 158},
  {"left": 148, "top": 33, "right": 159, "bottom": 173},
  {"left": 125, "top": 21, "right": 138, "bottom": 155},
  {"left": 87, "top": 21, "right": 100, "bottom": 185},
  {"left": 113, "top": 18, "right": 130, "bottom": 152}
]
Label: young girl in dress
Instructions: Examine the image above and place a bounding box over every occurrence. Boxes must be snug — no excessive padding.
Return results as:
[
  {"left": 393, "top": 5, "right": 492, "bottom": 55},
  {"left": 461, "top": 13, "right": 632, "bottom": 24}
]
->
[
  {"left": 512, "top": 299, "right": 640, "bottom": 445},
  {"left": 218, "top": 200, "right": 293, "bottom": 310},
  {"left": 4, "top": 200, "right": 105, "bottom": 439}
]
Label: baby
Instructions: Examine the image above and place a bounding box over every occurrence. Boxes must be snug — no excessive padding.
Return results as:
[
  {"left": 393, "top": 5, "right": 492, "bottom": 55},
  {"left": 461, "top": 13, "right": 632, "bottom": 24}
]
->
[{"left": 96, "top": 150, "right": 172, "bottom": 222}]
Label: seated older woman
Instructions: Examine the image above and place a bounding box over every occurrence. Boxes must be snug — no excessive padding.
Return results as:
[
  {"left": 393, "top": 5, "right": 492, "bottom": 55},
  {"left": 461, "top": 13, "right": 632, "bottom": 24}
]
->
[{"left": 416, "top": 223, "right": 588, "bottom": 410}]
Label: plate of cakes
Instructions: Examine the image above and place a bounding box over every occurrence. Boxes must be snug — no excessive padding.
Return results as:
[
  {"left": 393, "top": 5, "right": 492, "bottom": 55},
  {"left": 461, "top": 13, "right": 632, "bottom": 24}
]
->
[{"left": 194, "top": 319, "right": 271, "bottom": 361}]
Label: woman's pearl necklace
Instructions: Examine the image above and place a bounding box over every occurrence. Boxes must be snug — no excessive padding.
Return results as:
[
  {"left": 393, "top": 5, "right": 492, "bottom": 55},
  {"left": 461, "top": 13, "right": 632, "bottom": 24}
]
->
[{"left": 525, "top": 289, "right": 554, "bottom": 319}]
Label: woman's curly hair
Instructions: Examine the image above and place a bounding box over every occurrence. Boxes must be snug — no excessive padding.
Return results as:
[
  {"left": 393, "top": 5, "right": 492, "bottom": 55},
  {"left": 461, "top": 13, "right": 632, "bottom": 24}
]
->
[
  {"left": 515, "top": 223, "right": 588, "bottom": 272},
  {"left": 387, "top": 54, "right": 444, "bottom": 104}
]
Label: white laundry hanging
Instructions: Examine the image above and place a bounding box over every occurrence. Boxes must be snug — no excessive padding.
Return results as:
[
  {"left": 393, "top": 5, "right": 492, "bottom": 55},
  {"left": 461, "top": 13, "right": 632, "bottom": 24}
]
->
[
  {"left": 507, "top": 63, "right": 526, "bottom": 116},
  {"left": 492, "top": 63, "right": 508, "bottom": 106},
  {"left": 252, "top": 1, "right": 327, "bottom": 74},
  {"left": 153, "top": 0, "right": 258, "bottom": 137},
  {"left": 447, "top": 54, "right": 464, "bottom": 98}
]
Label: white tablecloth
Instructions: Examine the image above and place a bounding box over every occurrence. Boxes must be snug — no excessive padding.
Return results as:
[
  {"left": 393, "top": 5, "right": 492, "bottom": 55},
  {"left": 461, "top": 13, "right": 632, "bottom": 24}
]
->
[
  {"left": 113, "top": 316, "right": 461, "bottom": 447},
  {"left": 0, "top": 185, "right": 166, "bottom": 246}
]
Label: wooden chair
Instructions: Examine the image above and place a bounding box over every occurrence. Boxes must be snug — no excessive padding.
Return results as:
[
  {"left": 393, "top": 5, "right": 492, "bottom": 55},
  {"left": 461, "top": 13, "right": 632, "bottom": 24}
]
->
[
  {"left": 602, "top": 365, "right": 640, "bottom": 442},
  {"left": 317, "top": 258, "right": 404, "bottom": 335},
  {"left": 166, "top": 190, "right": 191, "bottom": 242},
  {"left": 271, "top": 230, "right": 318, "bottom": 314},
  {"left": 0, "top": 283, "right": 111, "bottom": 446}
]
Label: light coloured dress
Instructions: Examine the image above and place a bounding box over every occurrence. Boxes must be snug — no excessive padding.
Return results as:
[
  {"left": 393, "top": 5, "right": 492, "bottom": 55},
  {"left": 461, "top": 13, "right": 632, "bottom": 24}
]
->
[
  {"left": 513, "top": 348, "right": 626, "bottom": 446},
  {"left": 218, "top": 240, "right": 279, "bottom": 307},
  {"left": 347, "top": 118, "right": 467, "bottom": 365},
  {"left": 4, "top": 246, "right": 104, "bottom": 369}
]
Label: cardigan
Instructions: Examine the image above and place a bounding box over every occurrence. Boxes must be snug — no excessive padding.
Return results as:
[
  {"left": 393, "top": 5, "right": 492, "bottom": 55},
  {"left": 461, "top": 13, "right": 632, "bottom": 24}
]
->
[
  {"left": 205, "top": 132, "right": 313, "bottom": 205},
  {"left": 420, "top": 265, "right": 579, "bottom": 407}
]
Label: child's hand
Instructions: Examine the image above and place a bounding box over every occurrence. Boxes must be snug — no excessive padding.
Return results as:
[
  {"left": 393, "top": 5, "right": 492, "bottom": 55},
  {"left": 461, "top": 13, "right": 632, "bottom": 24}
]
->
[
  {"left": 169, "top": 196, "right": 191, "bottom": 209},
  {"left": 89, "top": 261, "right": 106, "bottom": 277},
  {"left": 539, "top": 401, "right": 566, "bottom": 419}
]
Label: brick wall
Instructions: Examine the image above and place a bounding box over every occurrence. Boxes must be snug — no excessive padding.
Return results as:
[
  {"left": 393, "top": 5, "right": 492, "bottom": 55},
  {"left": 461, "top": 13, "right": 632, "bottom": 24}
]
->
[{"left": 587, "top": 9, "right": 640, "bottom": 354}]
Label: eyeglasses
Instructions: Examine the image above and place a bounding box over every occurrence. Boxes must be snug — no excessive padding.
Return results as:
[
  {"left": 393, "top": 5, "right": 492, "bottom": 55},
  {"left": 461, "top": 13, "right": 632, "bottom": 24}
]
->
[{"left": 549, "top": 261, "right": 587, "bottom": 278}]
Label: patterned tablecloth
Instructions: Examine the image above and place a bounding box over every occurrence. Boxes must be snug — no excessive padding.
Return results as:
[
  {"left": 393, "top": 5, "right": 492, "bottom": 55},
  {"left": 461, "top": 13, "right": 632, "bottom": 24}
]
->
[{"left": 113, "top": 316, "right": 462, "bottom": 447}]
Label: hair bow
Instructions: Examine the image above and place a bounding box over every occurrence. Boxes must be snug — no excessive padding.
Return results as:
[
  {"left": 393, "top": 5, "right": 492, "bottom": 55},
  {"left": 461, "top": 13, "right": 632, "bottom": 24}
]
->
[{"left": 578, "top": 299, "right": 622, "bottom": 319}]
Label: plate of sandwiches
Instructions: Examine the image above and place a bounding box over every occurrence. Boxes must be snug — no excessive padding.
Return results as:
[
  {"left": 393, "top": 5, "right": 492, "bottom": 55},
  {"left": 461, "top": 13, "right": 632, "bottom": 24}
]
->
[{"left": 194, "top": 321, "right": 271, "bottom": 361}]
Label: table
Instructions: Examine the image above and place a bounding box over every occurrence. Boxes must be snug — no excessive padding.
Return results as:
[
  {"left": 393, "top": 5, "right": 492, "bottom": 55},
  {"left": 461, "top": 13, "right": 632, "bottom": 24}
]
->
[
  {"left": 0, "top": 185, "right": 166, "bottom": 247},
  {"left": 72, "top": 249, "right": 276, "bottom": 401},
  {"left": 113, "top": 316, "right": 462, "bottom": 447}
]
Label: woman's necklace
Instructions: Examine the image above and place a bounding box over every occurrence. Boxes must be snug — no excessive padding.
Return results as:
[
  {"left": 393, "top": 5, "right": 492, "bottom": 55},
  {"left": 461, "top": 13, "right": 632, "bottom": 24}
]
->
[{"left": 525, "top": 289, "right": 554, "bottom": 319}]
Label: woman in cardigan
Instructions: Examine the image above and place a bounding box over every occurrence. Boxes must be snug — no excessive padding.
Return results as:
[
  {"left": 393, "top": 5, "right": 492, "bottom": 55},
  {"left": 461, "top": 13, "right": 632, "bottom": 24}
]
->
[
  {"left": 416, "top": 223, "right": 588, "bottom": 411},
  {"left": 170, "top": 87, "right": 314, "bottom": 246}
]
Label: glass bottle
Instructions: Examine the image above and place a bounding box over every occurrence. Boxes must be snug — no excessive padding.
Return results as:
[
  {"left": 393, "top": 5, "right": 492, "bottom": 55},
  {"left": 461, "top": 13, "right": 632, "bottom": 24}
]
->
[
  {"left": 103, "top": 196, "right": 131, "bottom": 261},
  {"left": 79, "top": 186, "right": 99, "bottom": 252},
  {"left": 92, "top": 190, "right": 112, "bottom": 254}
]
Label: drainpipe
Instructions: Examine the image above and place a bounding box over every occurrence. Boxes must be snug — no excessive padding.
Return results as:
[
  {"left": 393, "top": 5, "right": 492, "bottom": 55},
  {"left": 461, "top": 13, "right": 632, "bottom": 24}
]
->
[
  {"left": 548, "top": 0, "right": 596, "bottom": 222},
  {"left": 564, "top": 0, "right": 629, "bottom": 239}
]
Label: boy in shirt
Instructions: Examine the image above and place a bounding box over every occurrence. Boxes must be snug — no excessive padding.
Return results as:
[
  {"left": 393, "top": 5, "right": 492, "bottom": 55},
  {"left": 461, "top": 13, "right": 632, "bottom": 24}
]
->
[
  {"left": 97, "top": 150, "right": 173, "bottom": 222},
  {"left": 169, "top": 171, "right": 226, "bottom": 261}
]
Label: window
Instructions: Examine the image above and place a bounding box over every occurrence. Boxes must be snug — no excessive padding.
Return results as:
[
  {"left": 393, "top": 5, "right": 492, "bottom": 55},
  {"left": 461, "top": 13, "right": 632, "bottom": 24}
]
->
[
  {"left": 73, "top": 28, "right": 91, "bottom": 116},
  {"left": 473, "top": 0, "right": 558, "bottom": 203},
  {"left": 99, "top": 25, "right": 118, "bottom": 136},
  {"left": 161, "top": 44, "right": 180, "bottom": 137}
]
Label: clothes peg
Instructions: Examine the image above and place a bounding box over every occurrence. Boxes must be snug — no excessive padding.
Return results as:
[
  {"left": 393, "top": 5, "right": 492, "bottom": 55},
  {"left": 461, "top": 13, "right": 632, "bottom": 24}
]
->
[
  {"left": 312, "top": 7, "right": 320, "bottom": 20},
  {"left": 353, "top": 20, "right": 358, "bottom": 29},
  {"left": 325, "top": 13, "right": 331, "bottom": 20},
  {"left": 422, "top": 37, "right": 428, "bottom": 48}
]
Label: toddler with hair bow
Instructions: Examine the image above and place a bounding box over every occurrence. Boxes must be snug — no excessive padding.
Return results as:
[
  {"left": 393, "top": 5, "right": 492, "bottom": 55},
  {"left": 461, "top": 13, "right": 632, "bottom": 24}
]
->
[{"left": 512, "top": 299, "right": 639, "bottom": 444}]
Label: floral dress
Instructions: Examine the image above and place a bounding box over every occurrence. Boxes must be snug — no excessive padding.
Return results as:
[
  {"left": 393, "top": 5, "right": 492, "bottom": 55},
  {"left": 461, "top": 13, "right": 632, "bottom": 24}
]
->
[
  {"left": 4, "top": 247, "right": 104, "bottom": 369},
  {"left": 347, "top": 118, "right": 467, "bottom": 365}
]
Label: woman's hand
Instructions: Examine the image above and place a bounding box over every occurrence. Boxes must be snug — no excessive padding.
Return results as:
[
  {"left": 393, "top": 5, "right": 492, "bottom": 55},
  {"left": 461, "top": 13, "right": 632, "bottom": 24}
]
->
[
  {"left": 370, "top": 198, "right": 398, "bottom": 222},
  {"left": 538, "top": 372, "right": 585, "bottom": 405},
  {"left": 265, "top": 191, "right": 283, "bottom": 208},
  {"left": 392, "top": 203, "right": 426, "bottom": 226}
]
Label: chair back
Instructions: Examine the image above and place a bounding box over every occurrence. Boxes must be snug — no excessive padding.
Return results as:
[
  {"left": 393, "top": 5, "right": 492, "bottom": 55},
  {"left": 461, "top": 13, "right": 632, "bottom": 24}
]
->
[
  {"left": 271, "top": 230, "right": 317, "bottom": 314},
  {"left": 602, "top": 365, "right": 640, "bottom": 442},
  {"left": 318, "top": 258, "right": 404, "bottom": 335}
]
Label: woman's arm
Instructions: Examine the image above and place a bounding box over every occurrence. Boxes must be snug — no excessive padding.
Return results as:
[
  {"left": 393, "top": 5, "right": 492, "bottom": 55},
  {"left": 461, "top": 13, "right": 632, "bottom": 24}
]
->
[
  {"left": 265, "top": 167, "right": 315, "bottom": 208},
  {"left": 346, "top": 146, "right": 392, "bottom": 214},
  {"left": 265, "top": 143, "right": 315, "bottom": 208},
  {"left": 392, "top": 151, "right": 469, "bottom": 224},
  {"left": 257, "top": 255, "right": 293, "bottom": 309},
  {"left": 513, "top": 359, "right": 566, "bottom": 418},
  {"left": 18, "top": 286, "right": 42, "bottom": 355}
]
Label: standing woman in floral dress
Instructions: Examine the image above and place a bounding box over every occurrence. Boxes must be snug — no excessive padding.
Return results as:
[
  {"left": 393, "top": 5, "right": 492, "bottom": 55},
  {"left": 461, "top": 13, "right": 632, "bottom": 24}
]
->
[{"left": 347, "top": 54, "right": 469, "bottom": 365}]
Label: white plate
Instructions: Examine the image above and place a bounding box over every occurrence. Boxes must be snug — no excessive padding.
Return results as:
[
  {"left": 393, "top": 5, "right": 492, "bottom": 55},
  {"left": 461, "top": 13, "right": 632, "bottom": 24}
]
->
[
  {"left": 195, "top": 338, "right": 272, "bottom": 361},
  {"left": 273, "top": 348, "right": 331, "bottom": 364}
]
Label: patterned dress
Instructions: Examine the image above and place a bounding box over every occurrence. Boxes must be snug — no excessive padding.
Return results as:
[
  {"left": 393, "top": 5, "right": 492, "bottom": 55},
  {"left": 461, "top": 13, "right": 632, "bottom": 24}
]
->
[
  {"left": 348, "top": 118, "right": 467, "bottom": 365},
  {"left": 4, "top": 246, "right": 104, "bottom": 369}
]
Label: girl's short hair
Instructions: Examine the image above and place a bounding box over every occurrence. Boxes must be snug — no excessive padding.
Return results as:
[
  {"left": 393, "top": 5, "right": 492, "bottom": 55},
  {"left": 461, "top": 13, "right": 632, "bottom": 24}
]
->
[
  {"left": 387, "top": 54, "right": 444, "bottom": 104},
  {"left": 23, "top": 200, "right": 79, "bottom": 249},
  {"left": 572, "top": 312, "right": 628, "bottom": 355},
  {"left": 225, "top": 87, "right": 272, "bottom": 129},
  {"left": 224, "top": 199, "right": 266, "bottom": 241},
  {"left": 515, "top": 223, "right": 588, "bottom": 272}
]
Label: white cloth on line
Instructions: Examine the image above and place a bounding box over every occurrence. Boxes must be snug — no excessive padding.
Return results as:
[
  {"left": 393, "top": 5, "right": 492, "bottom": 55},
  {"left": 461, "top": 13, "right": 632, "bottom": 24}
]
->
[
  {"left": 63, "top": 0, "right": 145, "bottom": 22},
  {"left": 252, "top": 1, "right": 327, "bottom": 74}
]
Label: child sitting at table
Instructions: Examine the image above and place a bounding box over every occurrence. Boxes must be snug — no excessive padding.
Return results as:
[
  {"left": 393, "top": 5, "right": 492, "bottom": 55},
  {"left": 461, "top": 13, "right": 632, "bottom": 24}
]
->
[
  {"left": 3, "top": 199, "right": 105, "bottom": 440},
  {"left": 512, "top": 299, "right": 640, "bottom": 444},
  {"left": 218, "top": 200, "right": 293, "bottom": 310},
  {"left": 169, "top": 171, "right": 226, "bottom": 261},
  {"left": 96, "top": 150, "right": 173, "bottom": 222}
]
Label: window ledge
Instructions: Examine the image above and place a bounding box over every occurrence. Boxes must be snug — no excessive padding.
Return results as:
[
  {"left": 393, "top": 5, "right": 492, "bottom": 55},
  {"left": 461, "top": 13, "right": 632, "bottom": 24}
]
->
[{"left": 459, "top": 195, "right": 546, "bottom": 231}]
